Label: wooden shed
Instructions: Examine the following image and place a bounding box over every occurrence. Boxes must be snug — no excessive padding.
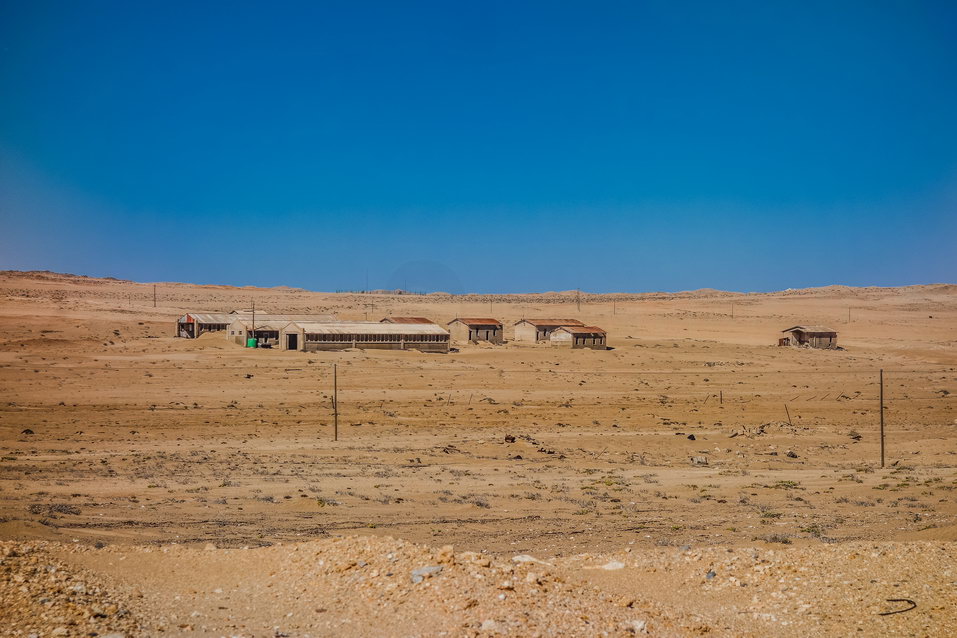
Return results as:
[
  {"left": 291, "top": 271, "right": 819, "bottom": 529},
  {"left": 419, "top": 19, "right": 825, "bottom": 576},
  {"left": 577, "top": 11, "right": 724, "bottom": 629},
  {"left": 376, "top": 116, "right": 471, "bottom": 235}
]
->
[
  {"left": 447, "top": 318, "right": 504, "bottom": 344},
  {"left": 549, "top": 325, "right": 607, "bottom": 349},
  {"left": 779, "top": 325, "right": 838, "bottom": 349},
  {"left": 282, "top": 321, "right": 450, "bottom": 353},
  {"left": 513, "top": 319, "right": 585, "bottom": 342}
]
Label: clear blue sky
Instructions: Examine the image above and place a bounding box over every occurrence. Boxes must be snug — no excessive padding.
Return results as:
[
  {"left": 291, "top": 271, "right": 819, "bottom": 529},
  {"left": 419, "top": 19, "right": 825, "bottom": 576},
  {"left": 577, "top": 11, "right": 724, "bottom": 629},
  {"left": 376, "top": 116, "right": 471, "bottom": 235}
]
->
[{"left": 1, "top": 1, "right": 955, "bottom": 293}]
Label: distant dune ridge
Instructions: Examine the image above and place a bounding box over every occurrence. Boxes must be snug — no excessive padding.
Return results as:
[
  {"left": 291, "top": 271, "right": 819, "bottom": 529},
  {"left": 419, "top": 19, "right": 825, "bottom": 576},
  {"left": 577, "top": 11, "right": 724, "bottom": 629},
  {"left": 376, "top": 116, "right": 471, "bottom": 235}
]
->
[{"left": 1, "top": 269, "right": 953, "bottom": 300}]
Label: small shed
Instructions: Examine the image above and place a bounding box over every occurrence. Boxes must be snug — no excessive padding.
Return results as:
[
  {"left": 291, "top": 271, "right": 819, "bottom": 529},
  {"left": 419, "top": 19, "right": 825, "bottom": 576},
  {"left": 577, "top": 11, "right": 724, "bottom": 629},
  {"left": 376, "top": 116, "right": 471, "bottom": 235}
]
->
[
  {"left": 380, "top": 317, "right": 435, "bottom": 324},
  {"left": 447, "top": 318, "right": 504, "bottom": 344},
  {"left": 513, "top": 319, "right": 585, "bottom": 342},
  {"left": 779, "top": 326, "right": 838, "bottom": 349},
  {"left": 282, "top": 321, "right": 450, "bottom": 353},
  {"left": 549, "top": 325, "right": 607, "bottom": 349}
]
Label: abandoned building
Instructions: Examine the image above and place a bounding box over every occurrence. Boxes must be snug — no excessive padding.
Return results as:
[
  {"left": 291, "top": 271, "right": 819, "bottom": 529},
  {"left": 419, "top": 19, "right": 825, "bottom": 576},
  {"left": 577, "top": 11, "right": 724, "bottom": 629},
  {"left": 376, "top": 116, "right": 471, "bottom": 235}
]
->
[
  {"left": 380, "top": 317, "right": 435, "bottom": 324},
  {"left": 175, "top": 313, "right": 234, "bottom": 338},
  {"left": 176, "top": 311, "right": 334, "bottom": 338},
  {"left": 447, "top": 318, "right": 504, "bottom": 344},
  {"left": 549, "top": 325, "right": 607, "bottom": 349},
  {"left": 513, "top": 318, "right": 585, "bottom": 342},
  {"left": 778, "top": 325, "right": 838, "bottom": 349},
  {"left": 281, "top": 321, "right": 450, "bottom": 353},
  {"left": 227, "top": 319, "right": 288, "bottom": 347}
]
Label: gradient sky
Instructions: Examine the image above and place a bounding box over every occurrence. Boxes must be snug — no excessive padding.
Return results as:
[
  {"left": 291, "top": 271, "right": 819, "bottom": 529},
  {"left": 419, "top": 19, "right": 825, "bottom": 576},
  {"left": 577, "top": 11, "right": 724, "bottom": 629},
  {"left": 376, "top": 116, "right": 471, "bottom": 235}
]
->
[{"left": 1, "top": 1, "right": 955, "bottom": 293}]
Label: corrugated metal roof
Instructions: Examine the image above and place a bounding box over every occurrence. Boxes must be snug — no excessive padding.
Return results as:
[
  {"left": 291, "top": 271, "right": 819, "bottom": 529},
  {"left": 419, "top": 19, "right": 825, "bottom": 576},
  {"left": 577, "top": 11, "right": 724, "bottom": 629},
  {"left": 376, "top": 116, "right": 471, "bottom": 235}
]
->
[
  {"left": 782, "top": 325, "right": 836, "bottom": 334},
  {"left": 230, "top": 321, "right": 285, "bottom": 331},
  {"left": 288, "top": 322, "right": 449, "bottom": 335},
  {"left": 514, "top": 318, "right": 585, "bottom": 327},
  {"left": 180, "top": 312, "right": 335, "bottom": 324},
  {"left": 554, "top": 325, "right": 607, "bottom": 335},
  {"left": 180, "top": 313, "right": 234, "bottom": 324},
  {"left": 380, "top": 317, "right": 435, "bottom": 324},
  {"left": 448, "top": 318, "right": 503, "bottom": 326},
  {"left": 235, "top": 313, "right": 336, "bottom": 321}
]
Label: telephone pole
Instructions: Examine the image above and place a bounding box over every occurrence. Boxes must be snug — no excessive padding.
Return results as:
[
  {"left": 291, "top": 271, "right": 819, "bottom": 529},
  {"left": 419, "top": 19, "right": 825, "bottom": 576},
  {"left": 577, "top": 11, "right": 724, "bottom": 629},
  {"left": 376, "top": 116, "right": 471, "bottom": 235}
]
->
[
  {"left": 879, "top": 369, "right": 885, "bottom": 468},
  {"left": 333, "top": 363, "right": 339, "bottom": 442}
]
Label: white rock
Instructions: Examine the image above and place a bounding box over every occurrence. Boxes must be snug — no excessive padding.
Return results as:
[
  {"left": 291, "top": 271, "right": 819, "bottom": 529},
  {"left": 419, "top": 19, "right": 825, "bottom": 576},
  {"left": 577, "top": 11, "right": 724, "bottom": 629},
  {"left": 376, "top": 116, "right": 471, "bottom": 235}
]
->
[
  {"left": 623, "top": 619, "right": 647, "bottom": 633},
  {"left": 511, "top": 554, "right": 552, "bottom": 566}
]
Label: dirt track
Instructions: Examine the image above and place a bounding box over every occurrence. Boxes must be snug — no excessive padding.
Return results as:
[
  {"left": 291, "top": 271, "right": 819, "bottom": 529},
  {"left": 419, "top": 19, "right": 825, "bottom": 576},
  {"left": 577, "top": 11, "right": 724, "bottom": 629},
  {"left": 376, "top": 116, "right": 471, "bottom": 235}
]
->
[{"left": 0, "top": 271, "right": 955, "bottom": 636}]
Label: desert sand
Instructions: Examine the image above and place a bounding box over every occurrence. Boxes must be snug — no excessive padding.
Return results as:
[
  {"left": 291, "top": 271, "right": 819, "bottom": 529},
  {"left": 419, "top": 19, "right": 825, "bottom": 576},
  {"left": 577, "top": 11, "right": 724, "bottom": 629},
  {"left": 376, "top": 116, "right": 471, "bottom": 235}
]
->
[{"left": 1, "top": 270, "right": 955, "bottom": 637}]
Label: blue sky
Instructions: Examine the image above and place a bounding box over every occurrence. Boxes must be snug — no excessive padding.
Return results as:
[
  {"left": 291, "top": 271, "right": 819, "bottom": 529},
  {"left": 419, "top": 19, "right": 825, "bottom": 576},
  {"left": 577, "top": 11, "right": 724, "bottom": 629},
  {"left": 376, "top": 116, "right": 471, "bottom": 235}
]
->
[{"left": 1, "top": 1, "right": 955, "bottom": 293}]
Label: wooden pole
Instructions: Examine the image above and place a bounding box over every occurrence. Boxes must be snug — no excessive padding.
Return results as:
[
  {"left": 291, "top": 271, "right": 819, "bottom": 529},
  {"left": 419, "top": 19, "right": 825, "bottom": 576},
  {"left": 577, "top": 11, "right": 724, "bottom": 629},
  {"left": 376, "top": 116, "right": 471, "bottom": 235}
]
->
[
  {"left": 880, "top": 368, "right": 885, "bottom": 468},
  {"left": 720, "top": 390, "right": 723, "bottom": 405},
  {"left": 784, "top": 404, "right": 792, "bottom": 426},
  {"left": 333, "top": 363, "right": 338, "bottom": 442}
]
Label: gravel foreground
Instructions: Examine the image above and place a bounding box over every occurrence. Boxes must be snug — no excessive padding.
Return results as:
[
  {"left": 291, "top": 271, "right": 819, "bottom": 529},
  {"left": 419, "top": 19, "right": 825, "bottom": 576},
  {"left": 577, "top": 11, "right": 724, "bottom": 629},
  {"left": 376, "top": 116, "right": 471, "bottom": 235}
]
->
[{"left": 2, "top": 536, "right": 955, "bottom": 637}]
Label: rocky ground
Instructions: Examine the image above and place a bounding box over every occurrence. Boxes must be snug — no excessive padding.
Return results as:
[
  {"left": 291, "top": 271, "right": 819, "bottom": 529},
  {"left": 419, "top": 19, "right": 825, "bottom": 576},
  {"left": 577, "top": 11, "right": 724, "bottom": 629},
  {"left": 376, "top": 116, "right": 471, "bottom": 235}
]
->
[{"left": 2, "top": 535, "right": 955, "bottom": 637}]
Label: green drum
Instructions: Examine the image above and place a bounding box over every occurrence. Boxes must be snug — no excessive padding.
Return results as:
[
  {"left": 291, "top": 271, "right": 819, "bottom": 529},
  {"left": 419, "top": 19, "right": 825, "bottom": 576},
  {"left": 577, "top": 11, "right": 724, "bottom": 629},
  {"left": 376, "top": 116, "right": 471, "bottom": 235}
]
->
[{"left": 246, "top": 338, "right": 257, "bottom": 348}]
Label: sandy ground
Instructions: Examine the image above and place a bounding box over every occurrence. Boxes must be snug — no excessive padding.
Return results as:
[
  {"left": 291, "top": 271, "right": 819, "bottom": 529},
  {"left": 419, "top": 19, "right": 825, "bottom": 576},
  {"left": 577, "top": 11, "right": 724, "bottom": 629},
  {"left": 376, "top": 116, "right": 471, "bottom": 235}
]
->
[{"left": 0, "top": 270, "right": 955, "bottom": 636}]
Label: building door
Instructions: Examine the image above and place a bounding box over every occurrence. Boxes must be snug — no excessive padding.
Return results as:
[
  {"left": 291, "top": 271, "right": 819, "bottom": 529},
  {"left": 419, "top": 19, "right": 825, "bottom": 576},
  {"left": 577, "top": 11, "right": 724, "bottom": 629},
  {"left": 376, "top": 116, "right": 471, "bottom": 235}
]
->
[{"left": 287, "top": 334, "right": 298, "bottom": 350}]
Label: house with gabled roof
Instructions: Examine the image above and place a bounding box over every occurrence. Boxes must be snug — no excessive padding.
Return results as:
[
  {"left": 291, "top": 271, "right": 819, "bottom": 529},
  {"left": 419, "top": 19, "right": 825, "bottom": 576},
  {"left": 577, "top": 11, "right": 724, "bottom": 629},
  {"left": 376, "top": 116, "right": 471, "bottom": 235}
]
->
[
  {"left": 549, "top": 325, "right": 607, "bottom": 349},
  {"left": 447, "top": 318, "right": 504, "bottom": 344},
  {"left": 779, "top": 325, "right": 838, "bottom": 349},
  {"left": 513, "top": 318, "right": 585, "bottom": 342}
]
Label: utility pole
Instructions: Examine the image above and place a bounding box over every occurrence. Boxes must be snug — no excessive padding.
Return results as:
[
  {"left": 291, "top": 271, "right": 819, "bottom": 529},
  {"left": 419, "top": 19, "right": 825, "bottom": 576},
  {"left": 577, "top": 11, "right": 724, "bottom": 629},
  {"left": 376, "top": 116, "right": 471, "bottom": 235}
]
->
[
  {"left": 153, "top": 284, "right": 157, "bottom": 308},
  {"left": 879, "top": 369, "right": 885, "bottom": 468},
  {"left": 333, "top": 363, "right": 339, "bottom": 442}
]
